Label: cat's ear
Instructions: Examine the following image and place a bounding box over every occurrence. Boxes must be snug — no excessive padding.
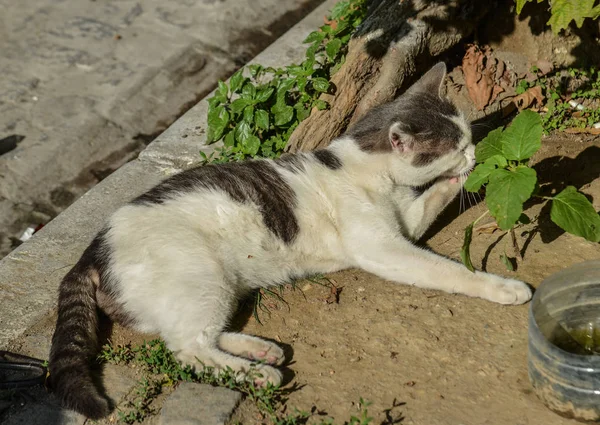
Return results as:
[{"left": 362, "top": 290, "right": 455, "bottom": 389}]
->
[
  {"left": 405, "top": 62, "right": 447, "bottom": 97},
  {"left": 389, "top": 123, "right": 412, "bottom": 153}
]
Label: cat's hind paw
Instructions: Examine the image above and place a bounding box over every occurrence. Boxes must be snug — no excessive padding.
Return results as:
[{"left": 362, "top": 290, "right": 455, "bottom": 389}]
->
[
  {"left": 252, "top": 365, "right": 283, "bottom": 387},
  {"left": 218, "top": 333, "right": 286, "bottom": 366},
  {"left": 247, "top": 343, "right": 285, "bottom": 366}
]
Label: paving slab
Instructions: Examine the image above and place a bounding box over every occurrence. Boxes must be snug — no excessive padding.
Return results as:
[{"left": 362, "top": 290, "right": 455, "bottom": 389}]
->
[
  {"left": 159, "top": 383, "right": 242, "bottom": 425},
  {"left": 2, "top": 403, "right": 84, "bottom": 425},
  {"left": 0, "top": 0, "right": 323, "bottom": 257}
]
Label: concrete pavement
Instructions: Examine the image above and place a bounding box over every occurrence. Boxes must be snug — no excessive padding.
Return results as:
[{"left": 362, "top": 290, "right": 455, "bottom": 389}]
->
[{"left": 0, "top": 0, "right": 323, "bottom": 258}]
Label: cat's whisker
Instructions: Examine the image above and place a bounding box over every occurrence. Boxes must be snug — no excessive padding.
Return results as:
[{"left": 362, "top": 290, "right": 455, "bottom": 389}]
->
[
  {"left": 464, "top": 175, "right": 475, "bottom": 210},
  {"left": 459, "top": 175, "right": 466, "bottom": 214},
  {"left": 474, "top": 190, "right": 483, "bottom": 205},
  {"left": 470, "top": 122, "right": 494, "bottom": 129},
  {"left": 469, "top": 191, "right": 478, "bottom": 210}
]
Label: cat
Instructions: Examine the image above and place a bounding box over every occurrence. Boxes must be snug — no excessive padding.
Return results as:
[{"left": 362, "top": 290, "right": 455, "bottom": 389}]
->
[{"left": 49, "top": 62, "right": 532, "bottom": 419}]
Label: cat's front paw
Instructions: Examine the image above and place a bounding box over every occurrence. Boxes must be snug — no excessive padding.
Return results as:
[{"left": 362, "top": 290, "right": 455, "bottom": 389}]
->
[
  {"left": 435, "top": 176, "right": 463, "bottom": 194},
  {"left": 483, "top": 276, "right": 533, "bottom": 305}
]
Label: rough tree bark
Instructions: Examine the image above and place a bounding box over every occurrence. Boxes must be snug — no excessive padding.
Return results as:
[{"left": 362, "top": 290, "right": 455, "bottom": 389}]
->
[{"left": 286, "top": 0, "right": 490, "bottom": 153}]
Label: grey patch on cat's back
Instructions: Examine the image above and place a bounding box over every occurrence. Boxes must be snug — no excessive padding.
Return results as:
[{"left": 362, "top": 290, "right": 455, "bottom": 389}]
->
[
  {"left": 313, "top": 149, "right": 342, "bottom": 170},
  {"left": 276, "top": 153, "right": 306, "bottom": 173},
  {"left": 133, "top": 161, "right": 299, "bottom": 244}
]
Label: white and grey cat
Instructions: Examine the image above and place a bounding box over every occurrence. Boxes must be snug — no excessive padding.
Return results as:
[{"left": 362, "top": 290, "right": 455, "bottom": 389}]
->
[{"left": 49, "top": 62, "right": 532, "bottom": 419}]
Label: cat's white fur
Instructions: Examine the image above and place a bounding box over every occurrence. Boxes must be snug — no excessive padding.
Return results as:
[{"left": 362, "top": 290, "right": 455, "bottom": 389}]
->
[{"left": 105, "top": 128, "right": 531, "bottom": 385}]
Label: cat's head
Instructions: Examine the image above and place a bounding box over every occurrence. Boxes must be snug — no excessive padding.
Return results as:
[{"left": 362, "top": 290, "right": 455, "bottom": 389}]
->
[{"left": 347, "top": 62, "right": 474, "bottom": 186}]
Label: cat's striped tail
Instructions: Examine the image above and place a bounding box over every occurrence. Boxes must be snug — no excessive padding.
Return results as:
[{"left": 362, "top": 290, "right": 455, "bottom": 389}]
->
[{"left": 49, "top": 252, "right": 110, "bottom": 420}]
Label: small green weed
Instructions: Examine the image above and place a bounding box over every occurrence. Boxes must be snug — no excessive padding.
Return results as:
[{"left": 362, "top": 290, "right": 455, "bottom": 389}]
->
[
  {"left": 253, "top": 286, "right": 291, "bottom": 324},
  {"left": 347, "top": 398, "right": 374, "bottom": 425},
  {"left": 100, "top": 339, "right": 379, "bottom": 424},
  {"left": 461, "top": 110, "right": 600, "bottom": 270},
  {"left": 100, "top": 339, "right": 288, "bottom": 423},
  {"left": 545, "top": 69, "right": 600, "bottom": 132},
  {"left": 202, "top": 0, "right": 368, "bottom": 163},
  {"left": 118, "top": 377, "right": 163, "bottom": 424},
  {"left": 525, "top": 66, "right": 600, "bottom": 132},
  {"left": 252, "top": 274, "right": 339, "bottom": 324}
]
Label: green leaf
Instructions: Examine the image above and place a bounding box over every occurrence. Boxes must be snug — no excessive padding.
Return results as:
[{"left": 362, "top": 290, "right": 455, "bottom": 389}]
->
[
  {"left": 255, "top": 87, "right": 274, "bottom": 104},
  {"left": 223, "top": 131, "right": 235, "bottom": 147},
  {"left": 303, "top": 30, "right": 325, "bottom": 44},
  {"left": 242, "top": 83, "right": 256, "bottom": 99},
  {"left": 255, "top": 109, "right": 269, "bottom": 131},
  {"left": 515, "top": 0, "right": 531, "bottom": 14},
  {"left": 243, "top": 105, "right": 255, "bottom": 124},
  {"left": 312, "top": 77, "right": 330, "bottom": 93},
  {"left": 464, "top": 155, "right": 508, "bottom": 192},
  {"left": 207, "top": 96, "right": 222, "bottom": 108},
  {"left": 217, "top": 80, "right": 228, "bottom": 98},
  {"left": 475, "top": 127, "right": 504, "bottom": 163},
  {"left": 331, "top": 19, "right": 350, "bottom": 36},
  {"left": 277, "top": 79, "right": 295, "bottom": 98},
  {"left": 275, "top": 135, "right": 287, "bottom": 151},
  {"left": 297, "top": 76, "right": 308, "bottom": 92},
  {"left": 294, "top": 103, "right": 310, "bottom": 121},
  {"left": 287, "top": 64, "right": 304, "bottom": 77},
  {"left": 485, "top": 167, "right": 537, "bottom": 230},
  {"left": 548, "top": 0, "right": 600, "bottom": 33},
  {"left": 461, "top": 222, "right": 475, "bottom": 273},
  {"left": 486, "top": 154, "right": 508, "bottom": 168},
  {"left": 501, "top": 110, "right": 542, "bottom": 161},
  {"left": 229, "top": 70, "right": 245, "bottom": 93},
  {"left": 516, "top": 0, "right": 545, "bottom": 14},
  {"left": 464, "top": 162, "right": 495, "bottom": 192},
  {"left": 325, "top": 38, "right": 342, "bottom": 60},
  {"left": 273, "top": 105, "right": 294, "bottom": 126},
  {"left": 314, "top": 99, "right": 328, "bottom": 110},
  {"left": 305, "top": 42, "right": 319, "bottom": 61},
  {"left": 235, "top": 121, "right": 252, "bottom": 143},
  {"left": 321, "top": 24, "right": 333, "bottom": 34},
  {"left": 500, "top": 252, "right": 515, "bottom": 271},
  {"left": 330, "top": 0, "right": 351, "bottom": 19},
  {"left": 242, "top": 135, "right": 261, "bottom": 156},
  {"left": 303, "top": 57, "right": 315, "bottom": 72},
  {"left": 248, "top": 64, "right": 263, "bottom": 78},
  {"left": 206, "top": 106, "right": 229, "bottom": 143},
  {"left": 551, "top": 186, "right": 600, "bottom": 242},
  {"left": 230, "top": 98, "right": 250, "bottom": 114}
]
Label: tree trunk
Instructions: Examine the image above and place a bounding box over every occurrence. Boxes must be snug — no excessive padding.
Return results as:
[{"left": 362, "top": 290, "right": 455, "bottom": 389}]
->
[{"left": 286, "top": 0, "right": 490, "bottom": 153}]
